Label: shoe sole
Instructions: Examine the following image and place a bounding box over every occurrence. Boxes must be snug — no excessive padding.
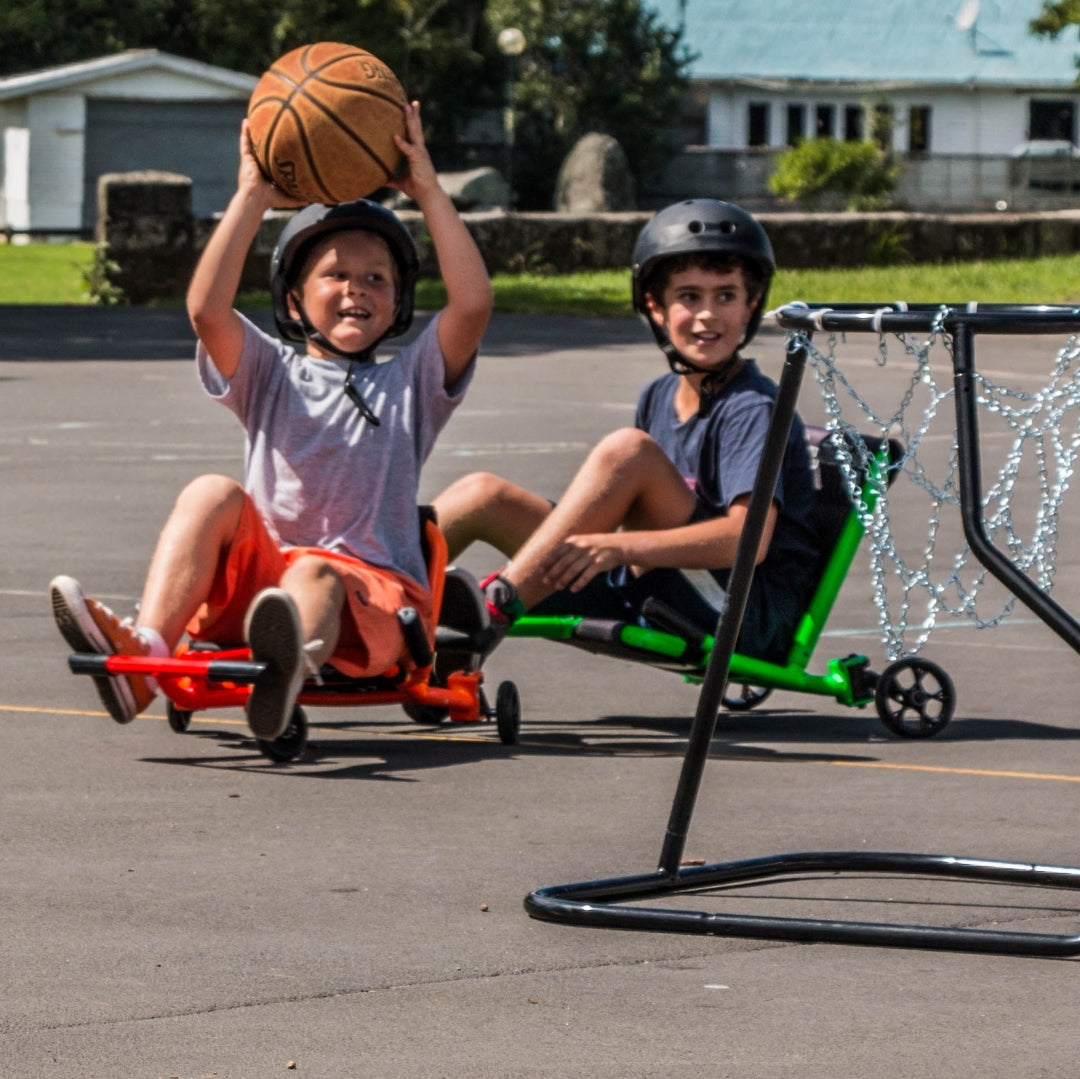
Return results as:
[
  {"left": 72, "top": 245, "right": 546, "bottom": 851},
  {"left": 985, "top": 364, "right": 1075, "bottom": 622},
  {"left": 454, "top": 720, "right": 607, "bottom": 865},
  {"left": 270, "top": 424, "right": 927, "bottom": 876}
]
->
[
  {"left": 50, "top": 577, "right": 136, "bottom": 724},
  {"left": 245, "top": 589, "right": 304, "bottom": 741}
]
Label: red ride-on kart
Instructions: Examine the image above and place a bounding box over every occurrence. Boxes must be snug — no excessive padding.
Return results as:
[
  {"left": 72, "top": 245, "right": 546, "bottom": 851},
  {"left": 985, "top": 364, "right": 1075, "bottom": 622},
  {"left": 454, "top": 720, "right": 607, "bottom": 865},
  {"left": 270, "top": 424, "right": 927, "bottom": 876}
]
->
[{"left": 65, "top": 510, "right": 521, "bottom": 762}]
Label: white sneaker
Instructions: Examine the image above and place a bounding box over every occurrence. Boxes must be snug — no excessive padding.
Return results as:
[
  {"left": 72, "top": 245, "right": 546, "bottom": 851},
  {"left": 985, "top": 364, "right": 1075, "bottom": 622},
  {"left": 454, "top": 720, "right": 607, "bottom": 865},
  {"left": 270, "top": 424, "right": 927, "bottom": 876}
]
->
[{"left": 50, "top": 575, "right": 155, "bottom": 724}]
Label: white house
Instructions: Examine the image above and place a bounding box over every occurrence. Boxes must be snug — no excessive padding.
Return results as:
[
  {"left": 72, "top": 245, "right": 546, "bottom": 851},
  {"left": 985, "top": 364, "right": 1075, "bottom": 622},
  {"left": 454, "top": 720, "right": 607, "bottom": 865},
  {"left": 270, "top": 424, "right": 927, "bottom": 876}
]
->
[
  {"left": 646, "top": 0, "right": 1080, "bottom": 207},
  {"left": 0, "top": 50, "right": 256, "bottom": 235}
]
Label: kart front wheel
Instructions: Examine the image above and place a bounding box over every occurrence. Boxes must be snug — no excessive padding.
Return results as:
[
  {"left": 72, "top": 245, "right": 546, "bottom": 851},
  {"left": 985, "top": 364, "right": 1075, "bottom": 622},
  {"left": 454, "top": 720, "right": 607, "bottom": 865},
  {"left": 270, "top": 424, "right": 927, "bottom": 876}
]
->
[
  {"left": 256, "top": 705, "right": 309, "bottom": 762},
  {"left": 166, "top": 700, "right": 192, "bottom": 733}
]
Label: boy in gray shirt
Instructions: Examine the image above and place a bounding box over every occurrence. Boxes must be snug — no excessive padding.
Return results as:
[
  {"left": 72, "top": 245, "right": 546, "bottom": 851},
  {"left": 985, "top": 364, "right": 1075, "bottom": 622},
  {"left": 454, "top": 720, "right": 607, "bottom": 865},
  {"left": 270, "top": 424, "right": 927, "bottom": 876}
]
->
[{"left": 51, "top": 99, "right": 492, "bottom": 741}]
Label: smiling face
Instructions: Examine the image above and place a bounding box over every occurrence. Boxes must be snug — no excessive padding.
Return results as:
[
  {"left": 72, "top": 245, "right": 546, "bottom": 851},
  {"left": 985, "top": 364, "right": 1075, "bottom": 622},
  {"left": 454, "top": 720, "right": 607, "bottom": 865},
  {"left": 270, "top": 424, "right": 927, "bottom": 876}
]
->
[
  {"left": 644, "top": 261, "right": 761, "bottom": 372},
  {"left": 289, "top": 230, "right": 399, "bottom": 358}
]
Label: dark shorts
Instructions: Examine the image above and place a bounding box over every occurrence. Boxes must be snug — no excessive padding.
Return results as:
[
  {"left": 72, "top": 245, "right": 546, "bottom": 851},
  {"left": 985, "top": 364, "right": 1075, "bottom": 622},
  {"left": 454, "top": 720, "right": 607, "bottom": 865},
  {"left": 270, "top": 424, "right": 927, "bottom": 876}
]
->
[{"left": 531, "top": 559, "right": 815, "bottom": 666}]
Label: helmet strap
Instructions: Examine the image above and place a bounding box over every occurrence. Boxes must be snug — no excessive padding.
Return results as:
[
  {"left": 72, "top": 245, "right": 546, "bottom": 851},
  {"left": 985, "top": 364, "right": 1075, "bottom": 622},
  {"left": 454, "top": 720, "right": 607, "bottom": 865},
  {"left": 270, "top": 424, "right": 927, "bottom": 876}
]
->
[
  {"left": 289, "top": 291, "right": 382, "bottom": 427},
  {"left": 659, "top": 338, "right": 744, "bottom": 417}
]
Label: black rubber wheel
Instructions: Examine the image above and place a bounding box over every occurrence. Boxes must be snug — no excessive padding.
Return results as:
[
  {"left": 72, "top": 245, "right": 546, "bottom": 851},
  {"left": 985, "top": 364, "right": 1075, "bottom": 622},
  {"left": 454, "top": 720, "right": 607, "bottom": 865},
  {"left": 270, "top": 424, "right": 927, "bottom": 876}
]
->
[
  {"left": 401, "top": 702, "right": 450, "bottom": 726},
  {"left": 875, "top": 657, "right": 955, "bottom": 738},
  {"left": 722, "top": 684, "right": 773, "bottom": 712},
  {"left": 495, "top": 680, "right": 521, "bottom": 745},
  {"left": 166, "top": 700, "right": 192, "bottom": 733},
  {"left": 256, "top": 705, "right": 309, "bottom": 762}
]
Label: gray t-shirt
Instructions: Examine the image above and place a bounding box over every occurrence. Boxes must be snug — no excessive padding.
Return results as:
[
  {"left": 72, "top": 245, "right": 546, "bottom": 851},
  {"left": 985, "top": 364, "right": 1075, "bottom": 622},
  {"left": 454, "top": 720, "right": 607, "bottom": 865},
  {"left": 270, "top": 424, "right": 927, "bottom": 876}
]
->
[{"left": 196, "top": 312, "right": 472, "bottom": 587}]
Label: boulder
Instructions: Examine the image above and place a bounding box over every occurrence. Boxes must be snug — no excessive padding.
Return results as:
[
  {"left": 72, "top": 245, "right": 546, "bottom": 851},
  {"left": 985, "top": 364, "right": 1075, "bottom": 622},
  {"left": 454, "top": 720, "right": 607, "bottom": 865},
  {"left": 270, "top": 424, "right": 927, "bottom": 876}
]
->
[{"left": 554, "top": 133, "right": 636, "bottom": 212}]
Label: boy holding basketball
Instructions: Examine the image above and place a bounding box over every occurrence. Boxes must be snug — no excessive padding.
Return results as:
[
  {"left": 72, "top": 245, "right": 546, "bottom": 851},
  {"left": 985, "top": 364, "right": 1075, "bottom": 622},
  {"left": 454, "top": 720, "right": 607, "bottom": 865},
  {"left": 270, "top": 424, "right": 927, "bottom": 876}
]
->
[
  {"left": 432, "top": 198, "right": 821, "bottom": 664},
  {"left": 50, "top": 100, "right": 493, "bottom": 740}
]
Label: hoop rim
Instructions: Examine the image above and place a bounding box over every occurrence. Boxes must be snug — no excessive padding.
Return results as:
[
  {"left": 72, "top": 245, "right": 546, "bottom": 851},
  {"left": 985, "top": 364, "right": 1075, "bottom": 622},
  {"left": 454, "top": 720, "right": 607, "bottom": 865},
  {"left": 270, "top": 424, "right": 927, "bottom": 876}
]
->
[{"left": 775, "top": 301, "right": 1080, "bottom": 335}]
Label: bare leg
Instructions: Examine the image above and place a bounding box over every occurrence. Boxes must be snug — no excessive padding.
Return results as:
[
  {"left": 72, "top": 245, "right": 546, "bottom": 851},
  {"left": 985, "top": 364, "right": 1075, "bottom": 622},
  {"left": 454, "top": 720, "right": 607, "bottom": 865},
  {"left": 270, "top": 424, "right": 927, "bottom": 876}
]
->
[
  {"left": 432, "top": 471, "right": 553, "bottom": 562},
  {"left": 505, "top": 428, "right": 696, "bottom": 609},
  {"left": 278, "top": 554, "right": 345, "bottom": 669},
  {"left": 136, "top": 474, "right": 247, "bottom": 649}
]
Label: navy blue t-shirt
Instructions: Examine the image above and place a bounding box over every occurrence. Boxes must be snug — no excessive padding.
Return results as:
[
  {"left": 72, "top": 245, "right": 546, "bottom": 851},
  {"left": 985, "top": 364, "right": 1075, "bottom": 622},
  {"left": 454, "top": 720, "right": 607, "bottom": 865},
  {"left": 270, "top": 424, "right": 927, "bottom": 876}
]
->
[
  {"left": 533, "top": 358, "right": 824, "bottom": 663},
  {"left": 633, "top": 360, "right": 822, "bottom": 660}
]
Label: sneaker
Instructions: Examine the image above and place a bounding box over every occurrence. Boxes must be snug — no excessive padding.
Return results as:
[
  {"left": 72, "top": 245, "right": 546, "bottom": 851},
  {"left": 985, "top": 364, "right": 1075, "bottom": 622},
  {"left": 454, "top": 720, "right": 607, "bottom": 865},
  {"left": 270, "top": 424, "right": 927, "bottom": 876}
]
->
[
  {"left": 49, "top": 575, "right": 155, "bottom": 724},
  {"left": 433, "top": 567, "right": 491, "bottom": 681},
  {"left": 244, "top": 588, "right": 305, "bottom": 741},
  {"left": 477, "top": 572, "right": 526, "bottom": 658}
]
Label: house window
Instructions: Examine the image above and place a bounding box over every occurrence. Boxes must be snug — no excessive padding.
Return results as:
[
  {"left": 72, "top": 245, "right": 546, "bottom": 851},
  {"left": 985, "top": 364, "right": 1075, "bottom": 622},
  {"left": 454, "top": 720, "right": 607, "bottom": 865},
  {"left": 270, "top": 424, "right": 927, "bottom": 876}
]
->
[
  {"left": 909, "top": 105, "right": 931, "bottom": 153},
  {"left": 786, "top": 104, "right": 805, "bottom": 146},
  {"left": 815, "top": 104, "right": 835, "bottom": 137},
  {"left": 1029, "top": 99, "right": 1075, "bottom": 143},
  {"left": 844, "top": 105, "right": 863, "bottom": 141},
  {"left": 748, "top": 102, "right": 770, "bottom": 146}
]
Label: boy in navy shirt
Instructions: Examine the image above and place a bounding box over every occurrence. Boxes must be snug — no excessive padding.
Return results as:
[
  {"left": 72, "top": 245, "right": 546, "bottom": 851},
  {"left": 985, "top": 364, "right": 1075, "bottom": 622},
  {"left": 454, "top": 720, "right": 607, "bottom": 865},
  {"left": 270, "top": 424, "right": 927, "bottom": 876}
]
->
[{"left": 434, "top": 199, "right": 820, "bottom": 663}]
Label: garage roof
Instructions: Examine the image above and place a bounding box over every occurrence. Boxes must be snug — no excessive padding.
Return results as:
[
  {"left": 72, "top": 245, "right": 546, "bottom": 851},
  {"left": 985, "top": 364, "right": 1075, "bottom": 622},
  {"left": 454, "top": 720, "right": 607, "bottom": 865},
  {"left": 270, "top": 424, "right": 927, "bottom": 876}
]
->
[{"left": 0, "top": 49, "right": 255, "bottom": 101}]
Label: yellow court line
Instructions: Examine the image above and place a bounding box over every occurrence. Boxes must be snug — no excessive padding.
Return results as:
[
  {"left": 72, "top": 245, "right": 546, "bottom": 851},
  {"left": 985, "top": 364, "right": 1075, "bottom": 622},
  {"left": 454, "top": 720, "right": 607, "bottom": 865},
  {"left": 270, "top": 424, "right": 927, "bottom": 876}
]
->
[
  {"left": 0, "top": 701, "right": 247, "bottom": 726},
  {"left": 826, "top": 759, "right": 1080, "bottom": 784},
  {"left": 7, "top": 702, "right": 1080, "bottom": 780},
  {"left": 0, "top": 702, "right": 492, "bottom": 742}
]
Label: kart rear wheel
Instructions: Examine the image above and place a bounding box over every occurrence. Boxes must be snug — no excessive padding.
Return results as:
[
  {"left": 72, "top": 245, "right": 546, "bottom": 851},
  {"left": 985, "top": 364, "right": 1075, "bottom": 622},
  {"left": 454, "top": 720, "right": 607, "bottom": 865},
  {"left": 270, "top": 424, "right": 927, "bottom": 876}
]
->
[
  {"left": 722, "top": 684, "right": 772, "bottom": 712},
  {"left": 166, "top": 700, "right": 192, "bottom": 733},
  {"left": 875, "top": 658, "right": 955, "bottom": 738},
  {"left": 256, "top": 705, "right": 309, "bottom": 762},
  {"left": 495, "top": 680, "right": 520, "bottom": 745},
  {"left": 401, "top": 702, "right": 450, "bottom": 726}
]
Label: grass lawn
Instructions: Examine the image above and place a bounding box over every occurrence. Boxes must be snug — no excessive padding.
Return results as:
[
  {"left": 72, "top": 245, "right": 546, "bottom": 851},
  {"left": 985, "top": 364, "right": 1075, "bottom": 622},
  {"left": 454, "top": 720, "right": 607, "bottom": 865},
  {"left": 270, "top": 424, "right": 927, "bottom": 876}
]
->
[{"left": 5, "top": 239, "right": 1080, "bottom": 313}]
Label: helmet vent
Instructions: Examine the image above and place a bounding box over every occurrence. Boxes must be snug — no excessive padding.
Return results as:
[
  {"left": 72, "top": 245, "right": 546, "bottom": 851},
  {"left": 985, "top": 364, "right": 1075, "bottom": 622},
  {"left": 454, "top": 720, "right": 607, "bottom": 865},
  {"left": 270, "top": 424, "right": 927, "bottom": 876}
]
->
[{"left": 688, "top": 219, "right": 704, "bottom": 234}]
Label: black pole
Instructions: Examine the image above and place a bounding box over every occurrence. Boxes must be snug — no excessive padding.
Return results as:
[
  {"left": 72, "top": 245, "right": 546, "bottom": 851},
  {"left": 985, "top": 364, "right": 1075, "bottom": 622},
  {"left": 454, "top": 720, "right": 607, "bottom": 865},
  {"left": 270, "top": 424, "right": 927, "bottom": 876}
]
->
[
  {"left": 951, "top": 322, "right": 1080, "bottom": 652},
  {"left": 658, "top": 338, "right": 809, "bottom": 875}
]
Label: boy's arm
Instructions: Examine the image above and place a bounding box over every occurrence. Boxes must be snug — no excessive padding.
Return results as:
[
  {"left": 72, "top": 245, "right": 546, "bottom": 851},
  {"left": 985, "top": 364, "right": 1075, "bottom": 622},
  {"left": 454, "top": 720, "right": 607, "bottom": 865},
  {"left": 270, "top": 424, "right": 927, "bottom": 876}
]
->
[
  {"left": 390, "top": 102, "right": 493, "bottom": 389},
  {"left": 538, "top": 497, "right": 778, "bottom": 594},
  {"left": 187, "top": 122, "right": 298, "bottom": 381}
]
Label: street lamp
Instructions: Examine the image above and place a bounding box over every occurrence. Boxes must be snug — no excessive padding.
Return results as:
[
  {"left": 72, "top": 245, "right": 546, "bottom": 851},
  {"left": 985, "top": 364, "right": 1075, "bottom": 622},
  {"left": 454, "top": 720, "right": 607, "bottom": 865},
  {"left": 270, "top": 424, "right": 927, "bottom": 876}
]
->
[{"left": 496, "top": 27, "right": 526, "bottom": 208}]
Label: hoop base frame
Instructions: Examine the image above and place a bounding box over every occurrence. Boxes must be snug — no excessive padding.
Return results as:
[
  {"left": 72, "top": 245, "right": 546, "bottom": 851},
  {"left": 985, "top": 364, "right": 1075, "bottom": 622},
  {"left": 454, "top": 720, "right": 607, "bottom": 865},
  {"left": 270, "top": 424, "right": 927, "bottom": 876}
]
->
[{"left": 524, "top": 309, "right": 1080, "bottom": 957}]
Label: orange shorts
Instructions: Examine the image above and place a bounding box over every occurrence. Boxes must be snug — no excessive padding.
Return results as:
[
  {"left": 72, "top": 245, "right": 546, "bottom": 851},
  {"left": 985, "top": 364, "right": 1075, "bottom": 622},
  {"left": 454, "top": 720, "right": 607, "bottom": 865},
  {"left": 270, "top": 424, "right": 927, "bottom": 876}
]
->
[{"left": 186, "top": 495, "right": 434, "bottom": 679}]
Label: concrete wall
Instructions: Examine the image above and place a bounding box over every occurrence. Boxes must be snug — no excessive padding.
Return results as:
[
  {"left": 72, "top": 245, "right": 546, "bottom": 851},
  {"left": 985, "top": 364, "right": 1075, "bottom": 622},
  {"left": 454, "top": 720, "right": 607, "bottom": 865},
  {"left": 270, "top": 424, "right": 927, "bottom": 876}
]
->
[
  {"left": 648, "top": 147, "right": 1080, "bottom": 213},
  {"left": 96, "top": 171, "right": 1080, "bottom": 304}
]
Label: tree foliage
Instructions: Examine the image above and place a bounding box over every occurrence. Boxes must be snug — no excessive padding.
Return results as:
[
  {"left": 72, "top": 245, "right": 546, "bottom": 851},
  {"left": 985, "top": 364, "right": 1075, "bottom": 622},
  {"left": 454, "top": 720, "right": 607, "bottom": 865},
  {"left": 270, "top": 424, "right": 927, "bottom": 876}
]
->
[
  {"left": 1030, "top": 1, "right": 1080, "bottom": 40},
  {"left": 0, "top": 0, "right": 496, "bottom": 171},
  {"left": 484, "top": 0, "right": 691, "bottom": 207},
  {"left": 0, "top": 0, "right": 689, "bottom": 210},
  {"left": 769, "top": 138, "right": 899, "bottom": 211}
]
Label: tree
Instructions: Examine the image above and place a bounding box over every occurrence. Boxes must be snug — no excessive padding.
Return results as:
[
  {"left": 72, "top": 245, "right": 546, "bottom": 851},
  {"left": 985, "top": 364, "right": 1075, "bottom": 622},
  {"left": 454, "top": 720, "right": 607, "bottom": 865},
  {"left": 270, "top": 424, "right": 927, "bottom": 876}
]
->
[
  {"left": 1030, "top": 1, "right": 1080, "bottom": 40},
  {"left": 484, "top": 0, "right": 692, "bottom": 208},
  {"left": 0, "top": 0, "right": 180, "bottom": 74},
  {"left": 0, "top": 0, "right": 496, "bottom": 173},
  {"left": 0, "top": 0, "right": 689, "bottom": 209}
]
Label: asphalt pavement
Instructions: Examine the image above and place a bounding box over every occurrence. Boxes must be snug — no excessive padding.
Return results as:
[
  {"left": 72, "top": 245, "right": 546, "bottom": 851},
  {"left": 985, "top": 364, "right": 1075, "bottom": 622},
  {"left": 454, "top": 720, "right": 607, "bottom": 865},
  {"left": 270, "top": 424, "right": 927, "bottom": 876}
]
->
[{"left": 3, "top": 306, "right": 1080, "bottom": 1077}]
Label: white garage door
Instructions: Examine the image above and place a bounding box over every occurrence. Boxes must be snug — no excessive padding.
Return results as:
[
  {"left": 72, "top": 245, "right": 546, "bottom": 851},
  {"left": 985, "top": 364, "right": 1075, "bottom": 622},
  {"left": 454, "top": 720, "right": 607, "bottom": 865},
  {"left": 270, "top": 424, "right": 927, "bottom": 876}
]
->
[{"left": 83, "top": 98, "right": 248, "bottom": 227}]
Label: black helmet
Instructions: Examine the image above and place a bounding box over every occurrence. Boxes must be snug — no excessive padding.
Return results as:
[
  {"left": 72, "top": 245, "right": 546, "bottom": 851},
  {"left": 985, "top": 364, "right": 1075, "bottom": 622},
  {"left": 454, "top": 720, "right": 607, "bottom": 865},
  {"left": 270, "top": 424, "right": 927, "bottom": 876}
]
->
[
  {"left": 270, "top": 199, "right": 420, "bottom": 359},
  {"left": 631, "top": 199, "right": 775, "bottom": 356}
]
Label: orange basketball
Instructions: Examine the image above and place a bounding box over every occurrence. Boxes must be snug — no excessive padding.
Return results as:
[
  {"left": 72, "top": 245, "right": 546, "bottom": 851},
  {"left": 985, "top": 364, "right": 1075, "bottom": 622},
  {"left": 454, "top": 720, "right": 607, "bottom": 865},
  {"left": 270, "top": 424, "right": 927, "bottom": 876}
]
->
[{"left": 247, "top": 42, "right": 408, "bottom": 205}]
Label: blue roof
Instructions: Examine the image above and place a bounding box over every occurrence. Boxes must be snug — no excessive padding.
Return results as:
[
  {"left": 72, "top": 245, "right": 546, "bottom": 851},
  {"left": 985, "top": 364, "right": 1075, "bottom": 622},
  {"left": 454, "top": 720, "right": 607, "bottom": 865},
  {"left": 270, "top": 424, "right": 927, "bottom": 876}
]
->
[{"left": 647, "top": 0, "right": 1080, "bottom": 86}]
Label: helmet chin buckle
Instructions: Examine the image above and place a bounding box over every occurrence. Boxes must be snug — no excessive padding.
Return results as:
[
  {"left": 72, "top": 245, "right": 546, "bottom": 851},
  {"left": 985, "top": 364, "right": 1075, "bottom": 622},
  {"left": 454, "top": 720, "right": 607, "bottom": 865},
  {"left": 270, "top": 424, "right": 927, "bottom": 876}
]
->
[{"left": 344, "top": 361, "right": 381, "bottom": 426}]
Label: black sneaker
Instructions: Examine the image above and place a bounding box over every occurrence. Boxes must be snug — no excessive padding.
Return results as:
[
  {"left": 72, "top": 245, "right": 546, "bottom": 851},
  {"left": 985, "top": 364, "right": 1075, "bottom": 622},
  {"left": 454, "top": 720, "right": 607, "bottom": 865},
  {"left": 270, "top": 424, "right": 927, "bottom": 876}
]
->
[
  {"left": 433, "top": 567, "right": 491, "bottom": 681},
  {"left": 244, "top": 588, "right": 304, "bottom": 741}
]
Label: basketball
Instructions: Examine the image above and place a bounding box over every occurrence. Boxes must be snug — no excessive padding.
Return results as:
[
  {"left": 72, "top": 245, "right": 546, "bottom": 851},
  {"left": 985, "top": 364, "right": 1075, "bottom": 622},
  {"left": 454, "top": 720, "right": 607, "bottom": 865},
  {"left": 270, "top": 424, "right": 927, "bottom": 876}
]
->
[{"left": 247, "top": 42, "right": 408, "bottom": 205}]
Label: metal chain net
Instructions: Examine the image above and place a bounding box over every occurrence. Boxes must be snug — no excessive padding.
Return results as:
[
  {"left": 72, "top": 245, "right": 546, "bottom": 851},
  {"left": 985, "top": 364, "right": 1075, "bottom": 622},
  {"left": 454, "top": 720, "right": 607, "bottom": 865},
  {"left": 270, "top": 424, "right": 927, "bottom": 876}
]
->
[{"left": 787, "top": 316, "right": 1080, "bottom": 658}]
